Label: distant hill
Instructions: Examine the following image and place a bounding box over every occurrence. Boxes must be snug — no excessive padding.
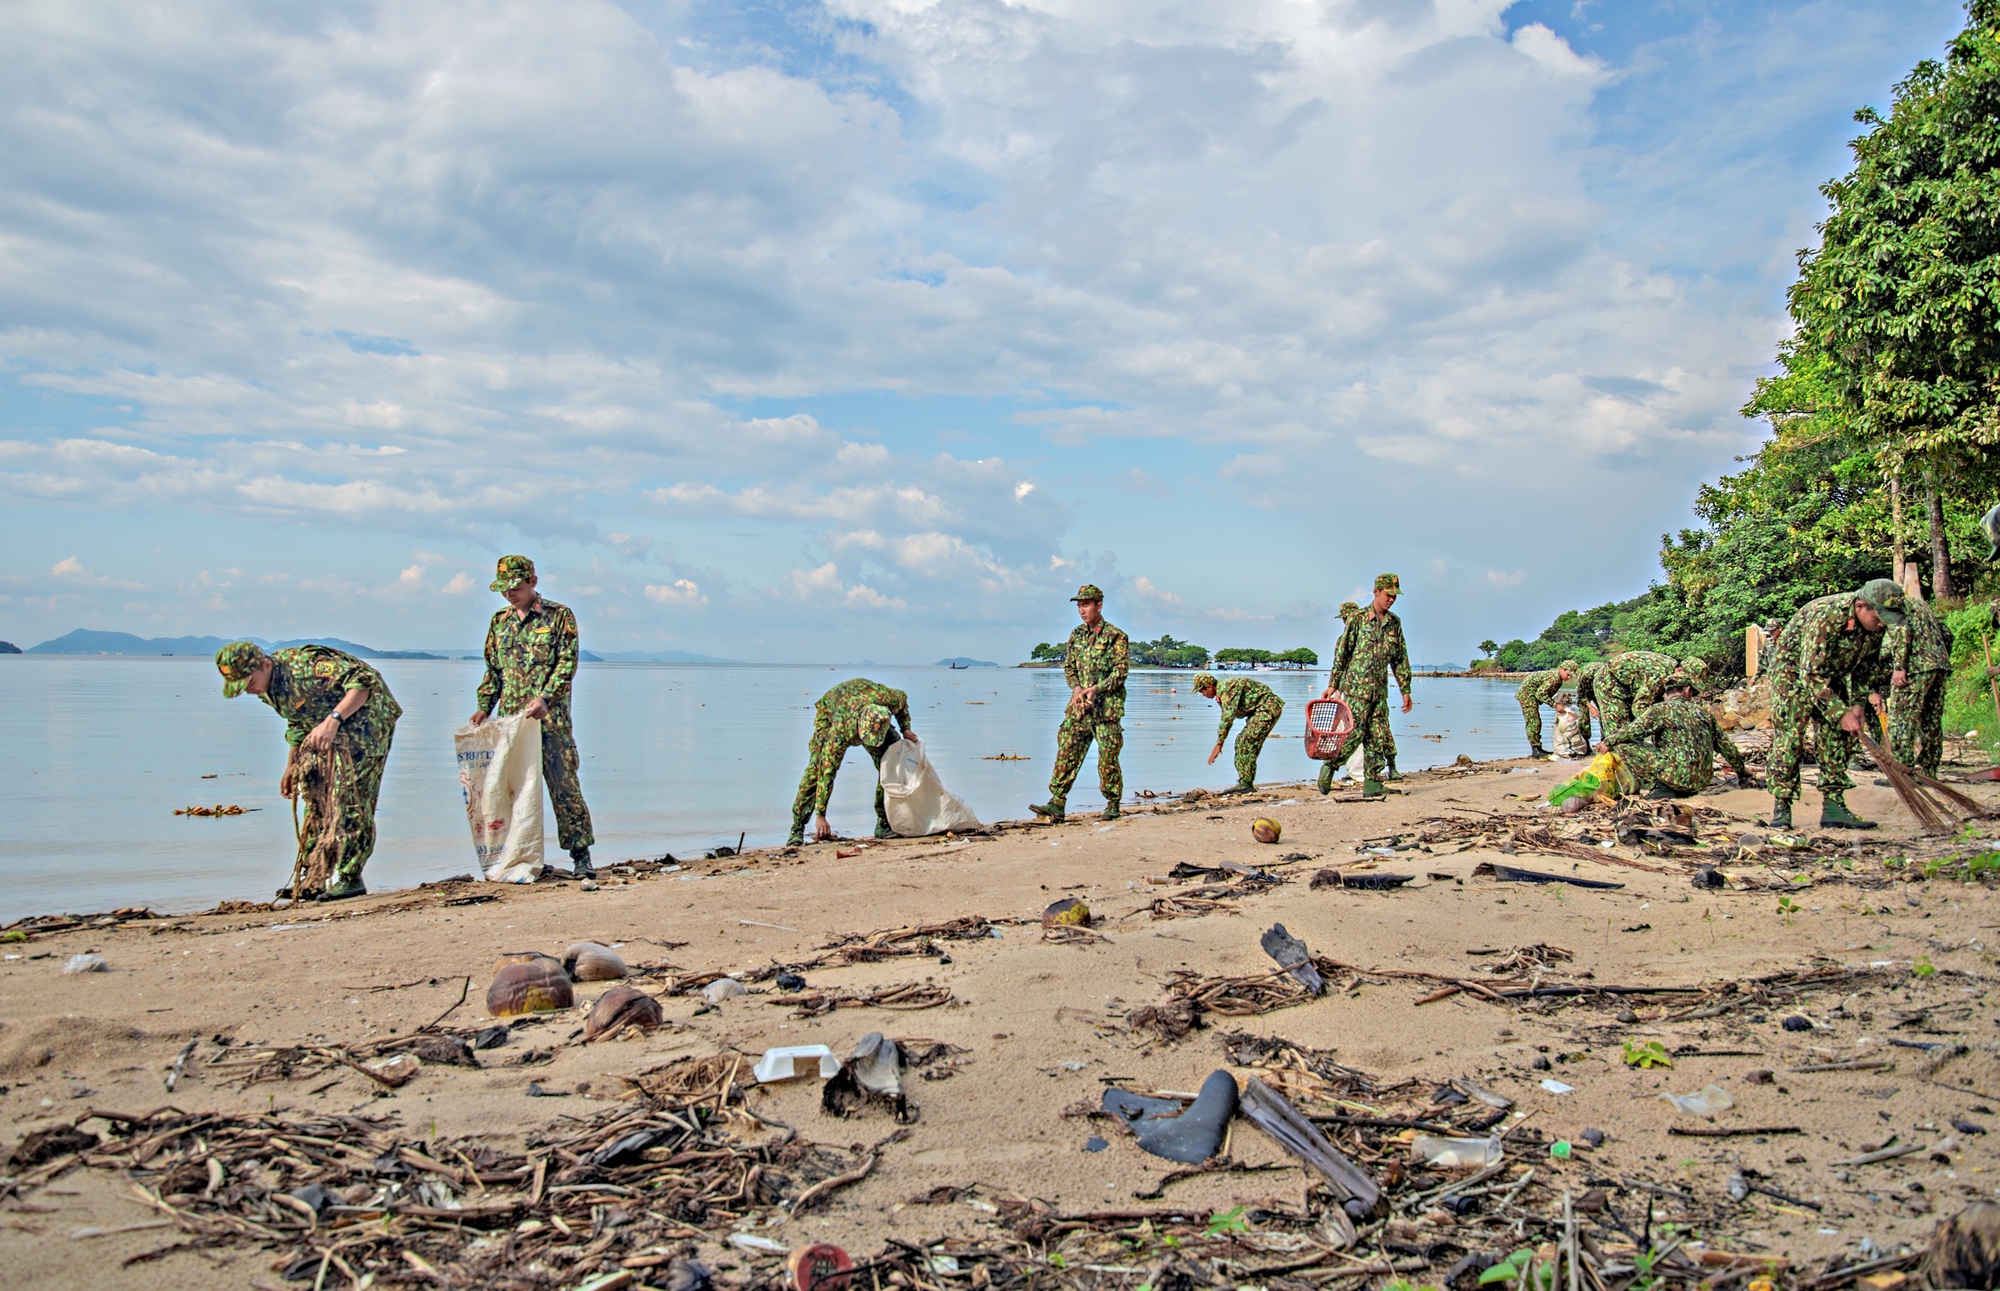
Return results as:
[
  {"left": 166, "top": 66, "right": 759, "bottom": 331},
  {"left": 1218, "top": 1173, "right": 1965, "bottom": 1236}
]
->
[
  {"left": 0, "top": 641, "right": 19, "bottom": 654},
  {"left": 936, "top": 657, "right": 997, "bottom": 667},
  {"left": 29, "top": 629, "right": 443, "bottom": 659}
]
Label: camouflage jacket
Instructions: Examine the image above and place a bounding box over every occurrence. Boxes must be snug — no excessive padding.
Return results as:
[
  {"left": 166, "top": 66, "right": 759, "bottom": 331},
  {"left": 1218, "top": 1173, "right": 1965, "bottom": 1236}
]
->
[
  {"left": 1605, "top": 695, "right": 1747, "bottom": 791},
  {"left": 1517, "top": 668, "right": 1566, "bottom": 707},
  {"left": 1773, "top": 593, "right": 1891, "bottom": 726},
  {"left": 810, "top": 678, "right": 913, "bottom": 751},
  {"left": 1214, "top": 676, "right": 1283, "bottom": 743},
  {"left": 260, "top": 645, "right": 401, "bottom": 752},
  {"left": 1885, "top": 599, "right": 1954, "bottom": 675},
  {"left": 1331, "top": 608, "right": 1412, "bottom": 697},
  {"left": 478, "top": 598, "right": 582, "bottom": 718},
  {"left": 1574, "top": 661, "right": 1608, "bottom": 704},
  {"left": 1605, "top": 651, "right": 1678, "bottom": 703},
  {"left": 1063, "top": 620, "right": 1130, "bottom": 720}
]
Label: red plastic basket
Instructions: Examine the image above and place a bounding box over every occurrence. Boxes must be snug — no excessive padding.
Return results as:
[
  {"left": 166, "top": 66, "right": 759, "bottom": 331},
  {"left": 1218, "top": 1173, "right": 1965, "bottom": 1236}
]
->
[{"left": 1304, "top": 698, "right": 1354, "bottom": 760}]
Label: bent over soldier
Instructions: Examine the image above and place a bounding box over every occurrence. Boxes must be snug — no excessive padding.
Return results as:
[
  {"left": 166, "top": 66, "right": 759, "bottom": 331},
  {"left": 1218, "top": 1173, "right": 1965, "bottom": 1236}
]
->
[
  {"left": 789, "top": 678, "right": 915, "bottom": 845},
  {"left": 1323, "top": 573, "right": 1413, "bottom": 800},
  {"left": 1603, "top": 679, "right": 1752, "bottom": 798},
  {"left": 1572, "top": 660, "right": 1608, "bottom": 747},
  {"left": 1886, "top": 595, "right": 1954, "bottom": 776},
  {"left": 1516, "top": 660, "right": 1578, "bottom": 758},
  {"left": 1032, "top": 584, "right": 1129, "bottom": 823},
  {"left": 1767, "top": 579, "right": 1901, "bottom": 830},
  {"left": 1594, "top": 651, "right": 1698, "bottom": 738},
  {"left": 1194, "top": 672, "right": 1284, "bottom": 793},
  {"left": 470, "top": 555, "right": 596, "bottom": 877},
  {"left": 217, "top": 640, "right": 400, "bottom": 901}
]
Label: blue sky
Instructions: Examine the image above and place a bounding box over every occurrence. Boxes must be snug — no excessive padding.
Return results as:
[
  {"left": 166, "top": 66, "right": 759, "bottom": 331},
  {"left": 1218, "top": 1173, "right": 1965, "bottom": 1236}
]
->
[{"left": 0, "top": 0, "right": 1970, "bottom": 661}]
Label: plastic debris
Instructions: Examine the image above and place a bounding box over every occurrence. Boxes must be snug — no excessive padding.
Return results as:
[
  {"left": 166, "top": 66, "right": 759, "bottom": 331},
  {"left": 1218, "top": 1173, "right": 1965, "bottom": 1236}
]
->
[
  {"left": 1550, "top": 1140, "right": 1572, "bottom": 1159},
  {"left": 1260, "top": 923, "right": 1325, "bottom": 995},
  {"left": 1083, "top": 1136, "right": 1108, "bottom": 1152},
  {"left": 1658, "top": 1084, "right": 1736, "bottom": 1116},
  {"left": 364, "top": 1053, "right": 421, "bottom": 1087},
  {"left": 1411, "top": 1135, "right": 1503, "bottom": 1167},
  {"left": 788, "top": 1243, "right": 853, "bottom": 1291},
  {"left": 1473, "top": 861, "right": 1625, "bottom": 890},
  {"left": 1451, "top": 1077, "right": 1514, "bottom": 1110},
  {"left": 1102, "top": 1069, "right": 1238, "bottom": 1164},
  {"left": 702, "top": 978, "right": 747, "bottom": 1005},
  {"left": 1238, "top": 1075, "right": 1381, "bottom": 1210},
  {"left": 62, "top": 954, "right": 107, "bottom": 975},
  {"left": 729, "top": 1233, "right": 789, "bottom": 1255},
  {"left": 754, "top": 1045, "right": 840, "bottom": 1083},
  {"left": 1540, "top": 1078, "right": 1574, "bottom": 1095},
  {"left": 1781, "top": 1015, "right": 1812, "bottom": 1032}
]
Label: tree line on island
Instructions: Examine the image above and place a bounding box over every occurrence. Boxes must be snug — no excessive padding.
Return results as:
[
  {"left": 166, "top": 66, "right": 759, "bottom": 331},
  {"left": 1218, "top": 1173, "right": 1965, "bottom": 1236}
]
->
[
  {"left": 1028, "top": 634, "right": 1318, "bottom": 669},
  {"left": 1479, "top": 1, "right": 2000, "bottom": 748}
]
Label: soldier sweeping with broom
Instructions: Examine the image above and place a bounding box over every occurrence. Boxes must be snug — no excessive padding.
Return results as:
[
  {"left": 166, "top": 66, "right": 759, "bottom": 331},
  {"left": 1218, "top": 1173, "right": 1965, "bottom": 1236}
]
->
[{"left": 215, "top": 641, "right": 401, "bottom": 900}]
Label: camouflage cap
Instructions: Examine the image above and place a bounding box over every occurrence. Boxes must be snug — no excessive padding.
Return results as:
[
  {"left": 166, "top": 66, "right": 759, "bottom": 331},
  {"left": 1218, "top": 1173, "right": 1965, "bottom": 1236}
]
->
[
  {"left": 1191, "top": 672, "right": 1217, "bottom": 692},
  {"left": 859, "top": 704, "right": 895, "bottom": 747},
  {"left": 1678, "top": 657, "right": 1707, "bottom": 679},
  {"left": 1560, "top": 659, "right": 1580, "bottom": 673},
  {"left": 215, "top": 640, "right": 266, "bottom": 698},
  {"left": 1374, "top": 573, "right": 1400, "bottom": 594},
  {"left": 1070, "top": 583, "right": 1105, "bottom": 603},
  {"left": 490, "top": 554, "right": 536, "bottom": 592},
  {"left": 1856, "top": 577, "right": 1907, "bottom": 626},
  {"left": 1338, "top": 600, "right": 1361, "bottom": 620}
]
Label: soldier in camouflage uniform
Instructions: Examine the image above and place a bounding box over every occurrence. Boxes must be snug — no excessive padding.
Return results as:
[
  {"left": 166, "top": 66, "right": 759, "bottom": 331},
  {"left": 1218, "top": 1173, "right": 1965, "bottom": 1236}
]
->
[
  {"left": 1767, "top": 579, "right": 1903, "bottom": 830},
  {"left": 1572, "top": 660, "right": 1608, "bottom": 747},
  {"left": 217, "top": 640, "right": 401, "bottom": 900},
  {"left": 1603, "top": 679, "right": 1753, "bottom": 797},
  {"left": 1032, "top": 585, "right": 1129, "bottom": 823},
  {"left": 1193, "top": 672, "right": 1285, "bottom": 792},
  {"left": 469, "top": 556, "right": 597, "bottom": 877},
  {"left": 1886, "top": 595, "right": 1954, "bottom": 776},
  {"left": 1515, "top": 660, "right": 1578, "bottom": 758},
  {"left": 1322, "top": 573, "right": 1413, "bottom": 799},
  {"left": 789, "top": 678, "right": 916, "bottom": 844},
  {"left": 1593, "top": 651, "right": 1697, "bottom": 737},
  {"left": 1319, "top": 600, "right": 1399, "bottom": 792}
]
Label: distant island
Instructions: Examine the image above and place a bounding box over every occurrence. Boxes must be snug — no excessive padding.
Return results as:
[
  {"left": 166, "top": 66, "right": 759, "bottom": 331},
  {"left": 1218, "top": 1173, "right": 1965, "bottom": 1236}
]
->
[
  {"left": 936, "top": 656, "right": 997, "bottom": 667},
  {"left": 14, "top": 629, "right": 733, "bottom": 664},
  {"left": 0, "top": 641, "right": 18, "bottom": 654}
]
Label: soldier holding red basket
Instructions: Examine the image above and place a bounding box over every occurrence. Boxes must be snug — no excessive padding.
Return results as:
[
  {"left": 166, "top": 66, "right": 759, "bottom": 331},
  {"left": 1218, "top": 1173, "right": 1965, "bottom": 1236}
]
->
[{"left": 1321, "top": 574, "right": 1413, "bottom": 800}]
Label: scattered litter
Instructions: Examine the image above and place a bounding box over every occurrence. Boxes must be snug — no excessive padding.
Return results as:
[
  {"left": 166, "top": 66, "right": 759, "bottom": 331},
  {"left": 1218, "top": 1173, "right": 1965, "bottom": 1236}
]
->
[
  {"left": 1452, "top": 1077, "right": 1514, "bottom": 1110},
  {"left": 702, "top": 978, "right": 748, "bottom": 1005},
  {"left": 730, "top": 1233, "right": 790, "bottom": 1255},
  {"left": 1102, "top": 1069, "right": 1238, "bottom": 1163},
  {"left": 62, "top": 954, "right": 107, "bottom": 975},
  {"left": 1540, "top": 1078, "right": 1574, "bottom": 1095},
  {"left": 788, "top": 1242, "right": 854, "bottom": 1291},
  {"left": 1782, "top": 1015, "right": 1813, "bottom": 1031},
  {"left": 753, "top": 1045, "right": 841, "bottom": 1083},
  {"left": 1412, "top": 1135, "right": 1503, "bottom": 1167},
  {"left": 1658, "top": 1084, "right": 1736, "bottom": 1116},
  {"left": 822, "top": 1032, "right": 915, "bottom": 1123},
  {"left": 1550, "top": 1140, "right": 1572, "bottom": 1159},
  {"left": 739, "top": 919, "right": 799, "bottom": 932},
  {"left": 1311, "top": 869, "right": 1413, "bottom": 890},
  {"left": 363, "top": 1053, "right": 421, "bottom": 1087},
  {"left": 1473, "top": 861, "right": 1625, "bottom": 890},
  {"left": 1260, "top": 923, "right": 1325, "bottom": 995},
  {"left": 1083, "top": 1136, "right": 1108, "bottom": 1152},
  {"left": 1237, "top": 1074, "right": 1380, "bottom": 1211}
]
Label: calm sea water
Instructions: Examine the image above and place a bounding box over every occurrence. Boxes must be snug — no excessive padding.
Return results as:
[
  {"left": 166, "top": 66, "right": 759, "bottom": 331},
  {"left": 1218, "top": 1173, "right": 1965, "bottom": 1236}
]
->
[{"left": 0, "top": 659, "right": 1532, "bottom": 919}]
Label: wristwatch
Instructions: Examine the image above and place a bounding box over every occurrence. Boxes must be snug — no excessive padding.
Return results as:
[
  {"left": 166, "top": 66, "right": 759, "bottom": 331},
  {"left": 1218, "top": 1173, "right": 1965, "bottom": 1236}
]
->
[{"left": 330, "top": 710, "right": 346, "bottom": 725}]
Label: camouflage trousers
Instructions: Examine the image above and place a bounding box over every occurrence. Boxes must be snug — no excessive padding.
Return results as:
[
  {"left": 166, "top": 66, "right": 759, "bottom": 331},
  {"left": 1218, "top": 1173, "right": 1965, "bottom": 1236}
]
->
[
  {"left": 1594, "top": 681, "right": 1651, "bottom": 739},
  {"left": 1615, "top": 745, "right": 1703, "bottom": 797},
  {"left": 1518, "top": 695, "right": 1549, "bottom": 749},
  {"left": 790, "top": 738, "right": 890, "bottom": 837},
  {"left": 540, "top": 718, "right": 595, "bottom": 853},
  {"left": 1768, "top": 681, "right": 1857, "bottom": 804},
  {"left": 1049, "top": 711, "right": 1123, "bottom": 808},
  {"left": 1229, "top": 701, "right": 1285, "bottom": 785},
  {"left": 296, "top": 731, "right": 391, "bottom": 885},
  {"left": 1890, "top": 670, "right": 1948, "bottom": 776}
]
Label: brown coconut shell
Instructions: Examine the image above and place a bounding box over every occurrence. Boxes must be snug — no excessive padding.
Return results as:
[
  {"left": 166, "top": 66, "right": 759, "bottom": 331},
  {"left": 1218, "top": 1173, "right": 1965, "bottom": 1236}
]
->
[
  {"left": 1041, "top": 897, "right": 1090, "bottom": 927},
  {"left": 487, "top": 957, "right": 575, "bottom": 1016},
  {"left": 585, "top": 985, "right": 665, "bottom": 1040},
  {"left": 564, "top": 941, "right": 629, "bottom": 981}
]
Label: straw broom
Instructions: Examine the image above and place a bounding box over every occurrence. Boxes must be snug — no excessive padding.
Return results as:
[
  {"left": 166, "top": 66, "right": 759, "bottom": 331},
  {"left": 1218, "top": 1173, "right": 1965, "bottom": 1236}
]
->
[{"left": 1856, "top": 725, "right": 1992, "bottom": 834}]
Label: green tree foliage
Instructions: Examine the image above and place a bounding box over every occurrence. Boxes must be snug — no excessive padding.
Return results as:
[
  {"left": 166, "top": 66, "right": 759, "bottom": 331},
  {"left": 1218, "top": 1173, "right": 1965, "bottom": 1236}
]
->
[
  {"left": 1131, "top": 634, "right": 1210, "bottom": 668},
  {"left": 1489, "top": 598, "right": 1643, "bottom": 671},
  {"left": 1213, "top": 647, "right": 1273, "bottom": 666},
  {"left": 1275, "top": 646, "right": 1320, "bottom": 668},
  {"left": 1478, "top": 640, "right": 1499, "bottom": 659},
  {"left": 1029, "top": 641, "right": 1063, "bottom": 662}
]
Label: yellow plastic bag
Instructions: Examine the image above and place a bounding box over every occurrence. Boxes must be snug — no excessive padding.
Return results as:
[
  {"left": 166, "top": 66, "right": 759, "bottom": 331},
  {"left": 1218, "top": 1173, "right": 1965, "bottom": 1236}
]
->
[{"left": 1584, "top": 751, "right": 1635, "bottom": 801}]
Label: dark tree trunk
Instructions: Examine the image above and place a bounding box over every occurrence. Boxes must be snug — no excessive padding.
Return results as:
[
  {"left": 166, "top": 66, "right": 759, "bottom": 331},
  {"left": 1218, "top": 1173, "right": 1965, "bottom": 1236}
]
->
[{"left": 1928, "top": 471, "right": 1955, "bottom": 600}]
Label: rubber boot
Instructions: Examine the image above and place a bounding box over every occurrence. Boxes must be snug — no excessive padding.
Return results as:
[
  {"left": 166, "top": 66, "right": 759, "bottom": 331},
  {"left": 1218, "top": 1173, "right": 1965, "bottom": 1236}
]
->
[
  {"left": 570, "top": 846, "right": 595, "bottom": 880},
  {"left": 1101, "top": 804, "right": 1122, "bottom": 821},
  {"left": 1383, "top": 760, "right": 1402, "bottom": 782},
  {"left": 1529, "top": 744, "right": 1549, "bottom": 759},
  {"left": 1317, "top": 762, "right": 1335, "bottom": 796},
  {"left": 321, "top": 872, "right": 368, "bottom": 901},
  {"left": 1221, "top": 781, "right": 1254, "bottom": 796},
  {"left": 1030, "top": 800, "right": 1066, "bottom": 823},
  {"left": 1819, "top": 794, "right": 1877, "bottom": 830},
  {"left": 1362, "top": 778, "right": 1385, "bottom": 799},
  {"left": 785, "top": 832, "right": 805, "bottom": 848},
  {"left": 1768, "top": 799, "right": 1792, "bottom": 830},
  {"left": 874, "top": 823, "right": 896, "bottom": 839}
]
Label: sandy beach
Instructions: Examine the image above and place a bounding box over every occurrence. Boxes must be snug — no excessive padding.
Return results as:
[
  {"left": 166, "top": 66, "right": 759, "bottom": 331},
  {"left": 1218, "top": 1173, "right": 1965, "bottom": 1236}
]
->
[{"left": 5, "top": 753, "right": 1999, "bottom": 1290}]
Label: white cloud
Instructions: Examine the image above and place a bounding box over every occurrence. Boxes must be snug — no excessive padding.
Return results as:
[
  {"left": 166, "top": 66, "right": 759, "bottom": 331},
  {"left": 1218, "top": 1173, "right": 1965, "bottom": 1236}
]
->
[
  {"left": 643, "top": 579, "right": 707, "bottom": 607},
  {"left": 441, "top": 572, "right": 475, "bottom": 595},
  {"left": 1486, "top": 569, "right": 1527, "bottom": 589},
  {"left": 51, "top": 555, "right": 86, "bottom": 577},
  {"left": 399, "top": 564, "right": 425, "bottom": 585},
  {"left": 783, "top": 562, "right": 907, "bottom": 611},
  {"left": 1130, "top": 576, "right": 1184, "bottom": 609}
]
